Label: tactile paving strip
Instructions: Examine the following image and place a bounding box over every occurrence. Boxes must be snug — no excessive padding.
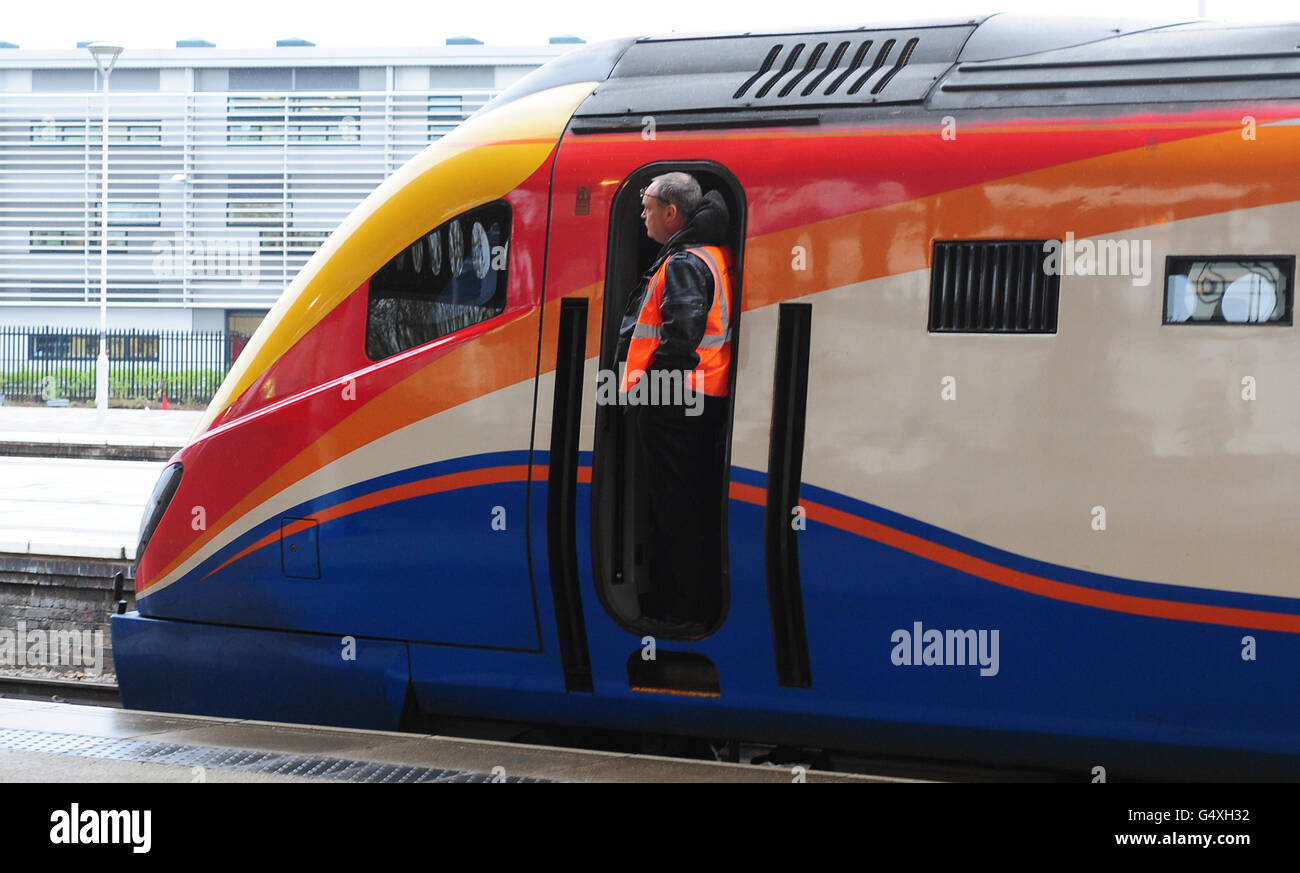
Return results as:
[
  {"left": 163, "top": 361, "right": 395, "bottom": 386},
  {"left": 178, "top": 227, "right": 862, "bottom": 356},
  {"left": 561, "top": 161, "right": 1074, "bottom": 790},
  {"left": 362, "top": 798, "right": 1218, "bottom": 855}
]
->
[{"left": 0, "top": 727, "right": 554, "bottom": 782}]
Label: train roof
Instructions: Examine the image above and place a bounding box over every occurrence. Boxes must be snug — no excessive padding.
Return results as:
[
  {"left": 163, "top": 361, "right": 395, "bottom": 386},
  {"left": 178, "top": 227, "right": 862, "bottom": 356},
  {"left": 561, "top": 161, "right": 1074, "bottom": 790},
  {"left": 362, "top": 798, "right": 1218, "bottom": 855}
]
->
[{"left": 484, "top": 13, "right": 1300, "bottom": 122}]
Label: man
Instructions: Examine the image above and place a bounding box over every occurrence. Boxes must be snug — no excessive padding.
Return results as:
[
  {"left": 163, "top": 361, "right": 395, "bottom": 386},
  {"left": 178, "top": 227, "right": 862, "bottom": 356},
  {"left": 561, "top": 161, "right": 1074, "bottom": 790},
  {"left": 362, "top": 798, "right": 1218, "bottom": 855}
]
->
[{"left": 617, "top": 172, "right": 735, "bottom": 635}]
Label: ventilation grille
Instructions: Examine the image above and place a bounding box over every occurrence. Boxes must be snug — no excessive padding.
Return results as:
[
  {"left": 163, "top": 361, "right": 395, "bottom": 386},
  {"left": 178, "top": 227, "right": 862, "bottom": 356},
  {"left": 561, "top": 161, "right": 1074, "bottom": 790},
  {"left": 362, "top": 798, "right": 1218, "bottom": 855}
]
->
[
  {"left": 734, "top": 37, "right": 921, "bottom": 101},
  {"left": 929, "top": 241, "right": 1059, "bottom": 333},
  {"left": 572, "top": 26, "right": 974, "bottom": 119}
]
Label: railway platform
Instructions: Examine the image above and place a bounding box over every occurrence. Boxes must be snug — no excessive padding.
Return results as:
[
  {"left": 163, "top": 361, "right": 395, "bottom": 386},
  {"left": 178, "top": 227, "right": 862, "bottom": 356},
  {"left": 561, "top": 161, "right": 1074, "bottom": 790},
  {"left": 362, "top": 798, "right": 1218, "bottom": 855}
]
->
[
  {"left": 0, "top": 406, "right": 196, "bottom": 558},
  {"left": 0, "top": 697, "right": 892, "bottom": 783},
  {"left": 0, "top": 455, "right": 161, "bottom": 560},
  {"left": 0, "top": 406, "right": 200, "bottom": 456}
]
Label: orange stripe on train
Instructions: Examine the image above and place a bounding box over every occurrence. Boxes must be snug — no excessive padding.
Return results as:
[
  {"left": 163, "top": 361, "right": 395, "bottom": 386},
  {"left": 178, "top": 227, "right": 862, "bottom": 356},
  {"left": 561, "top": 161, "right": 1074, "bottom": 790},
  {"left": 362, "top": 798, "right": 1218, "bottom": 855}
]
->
[
  {"left": 728, "top": 482, "right": 1300, "bottom": 634},
  {"left": 175, "top": 464, "right": 1300, "bottom": 635}
]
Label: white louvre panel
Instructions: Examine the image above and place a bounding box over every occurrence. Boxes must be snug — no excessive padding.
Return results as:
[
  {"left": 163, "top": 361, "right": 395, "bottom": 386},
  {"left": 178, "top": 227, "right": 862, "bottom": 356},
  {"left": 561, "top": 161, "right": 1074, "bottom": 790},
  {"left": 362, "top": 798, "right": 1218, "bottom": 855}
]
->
[{"left": 0, "top": 87, "right": 496, "bottom": 309}]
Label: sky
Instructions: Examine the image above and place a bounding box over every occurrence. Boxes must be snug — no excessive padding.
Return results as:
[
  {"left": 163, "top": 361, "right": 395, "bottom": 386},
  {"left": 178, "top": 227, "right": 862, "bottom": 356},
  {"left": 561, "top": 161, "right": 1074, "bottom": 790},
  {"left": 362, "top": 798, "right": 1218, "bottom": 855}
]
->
[{"left": 0, "top": 0, "right": 1296, "bottom": 50}]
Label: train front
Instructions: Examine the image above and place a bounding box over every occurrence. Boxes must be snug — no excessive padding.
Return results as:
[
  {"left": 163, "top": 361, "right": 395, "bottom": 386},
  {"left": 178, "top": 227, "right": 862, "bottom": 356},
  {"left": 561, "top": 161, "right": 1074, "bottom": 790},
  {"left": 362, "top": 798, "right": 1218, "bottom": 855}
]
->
[{"left": 110, "top": 52, "right": 617, "bottom": 728}]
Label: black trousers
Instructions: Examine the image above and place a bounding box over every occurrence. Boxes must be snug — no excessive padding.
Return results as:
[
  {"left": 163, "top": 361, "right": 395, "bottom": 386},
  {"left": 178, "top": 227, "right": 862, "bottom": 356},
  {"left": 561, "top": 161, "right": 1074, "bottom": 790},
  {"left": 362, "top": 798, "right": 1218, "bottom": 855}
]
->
[{"left": 628, "top": 395, "right": 728, "bottom": 623}]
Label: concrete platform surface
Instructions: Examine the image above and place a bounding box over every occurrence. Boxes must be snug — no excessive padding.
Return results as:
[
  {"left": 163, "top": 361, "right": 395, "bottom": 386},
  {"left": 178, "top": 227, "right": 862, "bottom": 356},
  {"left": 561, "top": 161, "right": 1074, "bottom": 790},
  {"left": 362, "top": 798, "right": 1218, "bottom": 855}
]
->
[
  {"left": 0, "top": 407, "right": 202, "bottom": 449},
  {"left": 0, "top": 456, "right": 164, "bottom": 559},
  {"left": 0, "top": 698, "right": 896, "bottom": 783}
]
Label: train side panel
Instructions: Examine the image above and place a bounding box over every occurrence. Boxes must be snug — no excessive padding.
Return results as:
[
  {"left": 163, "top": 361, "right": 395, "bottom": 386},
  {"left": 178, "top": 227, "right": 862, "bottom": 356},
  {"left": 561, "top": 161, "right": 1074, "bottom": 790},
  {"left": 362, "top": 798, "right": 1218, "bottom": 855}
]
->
[{"left": 512, "top": 103, "right": 1300, "bottom": 771}]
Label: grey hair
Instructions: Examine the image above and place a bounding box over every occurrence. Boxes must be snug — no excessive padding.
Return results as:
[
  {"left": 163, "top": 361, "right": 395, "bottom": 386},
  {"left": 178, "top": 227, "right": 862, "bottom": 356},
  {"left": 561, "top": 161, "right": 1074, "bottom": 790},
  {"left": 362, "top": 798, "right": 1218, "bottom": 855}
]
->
[{"left": 649, "top": 172, "right": 702, "bottom": 216}]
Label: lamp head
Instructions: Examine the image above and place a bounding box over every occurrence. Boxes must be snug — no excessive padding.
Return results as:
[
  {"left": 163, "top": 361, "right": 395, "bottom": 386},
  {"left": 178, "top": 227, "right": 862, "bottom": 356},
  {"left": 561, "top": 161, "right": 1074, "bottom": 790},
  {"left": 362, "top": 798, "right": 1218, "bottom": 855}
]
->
[{"left": 86, "top": 42, "right": 124, "bottom": 76}]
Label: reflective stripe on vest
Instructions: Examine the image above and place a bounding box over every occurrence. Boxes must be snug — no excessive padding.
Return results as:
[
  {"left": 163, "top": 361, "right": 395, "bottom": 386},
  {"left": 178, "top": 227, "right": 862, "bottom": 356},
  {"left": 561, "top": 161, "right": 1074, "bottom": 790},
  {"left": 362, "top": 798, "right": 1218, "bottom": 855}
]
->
[{"left": 620, "top": 245, "right": 734, "bottom": 397}]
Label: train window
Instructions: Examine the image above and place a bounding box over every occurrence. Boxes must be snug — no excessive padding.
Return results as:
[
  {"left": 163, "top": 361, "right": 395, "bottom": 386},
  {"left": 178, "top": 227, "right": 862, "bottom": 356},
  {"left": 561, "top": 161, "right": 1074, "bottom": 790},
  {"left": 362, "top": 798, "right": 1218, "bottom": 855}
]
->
[
  {"left": 929, "top": 240, "right": 1059, "bottom": 333},
  {"left": 1164, "top": 257, "right": 1294, "bottom": 325},
  {"left": 364, "top": 201, "right": 510, "bottom": 360}
]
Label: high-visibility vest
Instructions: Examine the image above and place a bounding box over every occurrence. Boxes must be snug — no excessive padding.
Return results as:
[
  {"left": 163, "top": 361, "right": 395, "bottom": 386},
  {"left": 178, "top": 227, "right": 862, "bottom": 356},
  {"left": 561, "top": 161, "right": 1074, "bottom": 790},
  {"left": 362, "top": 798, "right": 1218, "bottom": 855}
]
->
[{"left": 620, "top": 245, "right": 735, "bottom": 397}]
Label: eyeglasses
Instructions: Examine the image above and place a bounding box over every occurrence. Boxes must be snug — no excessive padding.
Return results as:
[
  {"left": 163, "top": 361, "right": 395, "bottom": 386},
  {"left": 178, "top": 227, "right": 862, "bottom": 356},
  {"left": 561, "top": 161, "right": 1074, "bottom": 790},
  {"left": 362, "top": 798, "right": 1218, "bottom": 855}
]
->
[{"left": 639, "top": 186, "right": 666, "bottom": 203}]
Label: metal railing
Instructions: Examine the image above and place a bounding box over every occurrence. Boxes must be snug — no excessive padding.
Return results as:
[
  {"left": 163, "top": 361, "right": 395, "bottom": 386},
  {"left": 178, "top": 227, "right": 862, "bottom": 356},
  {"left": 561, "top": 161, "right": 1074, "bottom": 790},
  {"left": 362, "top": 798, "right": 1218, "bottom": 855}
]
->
[
  {"left": 0, "top": 87, "right": 498, "bottom": 309},
  {"left": 0, "top": 325, "right": 247, "bottom": 406}
]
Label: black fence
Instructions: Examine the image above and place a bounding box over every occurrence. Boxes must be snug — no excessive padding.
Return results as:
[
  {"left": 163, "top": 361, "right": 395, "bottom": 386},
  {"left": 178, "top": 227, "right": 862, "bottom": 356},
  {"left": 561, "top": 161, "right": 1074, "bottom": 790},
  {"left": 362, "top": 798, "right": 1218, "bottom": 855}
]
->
[{"left": 0, "top": 326, "right": 250, "bottom": 407}]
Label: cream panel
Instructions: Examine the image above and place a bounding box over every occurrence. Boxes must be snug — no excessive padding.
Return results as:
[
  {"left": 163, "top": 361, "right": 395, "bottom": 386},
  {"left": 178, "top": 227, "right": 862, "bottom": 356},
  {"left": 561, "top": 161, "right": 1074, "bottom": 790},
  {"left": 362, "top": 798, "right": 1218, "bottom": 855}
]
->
[
  {"left": 531, "top": 358, "right": 600, "bottom": 456},
  {"left": 729, "top": 304, "right": 779, "bottom": 474},
  {"left": 790, "top": 201, "right": 1300, "bottom": 599}
]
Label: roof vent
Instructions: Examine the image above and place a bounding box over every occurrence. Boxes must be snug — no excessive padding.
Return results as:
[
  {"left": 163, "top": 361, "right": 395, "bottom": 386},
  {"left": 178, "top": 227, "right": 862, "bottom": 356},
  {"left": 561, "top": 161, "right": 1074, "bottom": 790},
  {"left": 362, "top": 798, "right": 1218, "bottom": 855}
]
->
[
  {"left": 574, "top": 25, "right": 972, "bottom": 118},
  {"left": 176, "top": 38, "right": 215, "bottom": 48},
  {"left": 550, "top": 35, "right": 585, "bottom": 44},
  {"left": 735, "top": 35, "right": 922, "bottom": 101},
  {"left": 0, "top": 40, "right": 17, "bottom": 49},
  {"left": 76, "top": 40, "right": 96, "bottom": 48},
  {"left": 276, "top": 38, "right": 314, "bottom": 47},
  {"left": 446, "top": 36, "right": 483, "bottom": 45}
]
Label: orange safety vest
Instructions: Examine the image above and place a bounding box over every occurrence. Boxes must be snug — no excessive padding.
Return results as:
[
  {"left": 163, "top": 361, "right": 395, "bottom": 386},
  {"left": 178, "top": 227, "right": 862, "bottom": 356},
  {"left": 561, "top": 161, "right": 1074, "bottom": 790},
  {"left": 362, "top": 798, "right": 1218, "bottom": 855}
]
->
[{"left": 620, "top": 245, "right": 735, "bottom": 397}]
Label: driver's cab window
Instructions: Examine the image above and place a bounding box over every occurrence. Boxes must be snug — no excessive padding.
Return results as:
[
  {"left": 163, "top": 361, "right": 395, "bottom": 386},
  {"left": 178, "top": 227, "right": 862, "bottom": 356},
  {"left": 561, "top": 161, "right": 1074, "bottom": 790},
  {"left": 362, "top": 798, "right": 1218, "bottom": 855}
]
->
[
  {"left": 365, "top": 200, "right": 510, "bottom": 360},
  {"left": 591, "top": 166, "right": 744, "bottom": 641}
]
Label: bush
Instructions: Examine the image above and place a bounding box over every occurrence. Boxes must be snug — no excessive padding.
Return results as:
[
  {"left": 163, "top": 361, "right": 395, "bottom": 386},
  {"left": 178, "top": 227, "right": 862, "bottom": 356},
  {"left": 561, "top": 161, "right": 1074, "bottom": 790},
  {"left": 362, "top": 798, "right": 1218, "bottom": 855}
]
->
[{"left": 0, "top": 366, "right": 228, "bottom": 407}]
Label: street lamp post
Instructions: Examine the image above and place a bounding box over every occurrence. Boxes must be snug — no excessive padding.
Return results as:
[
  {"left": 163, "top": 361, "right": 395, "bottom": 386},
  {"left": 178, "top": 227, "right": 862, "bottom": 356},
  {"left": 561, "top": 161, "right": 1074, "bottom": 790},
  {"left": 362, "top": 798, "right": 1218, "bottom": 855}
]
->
[{"left": 87, "top": 42, "right": 123, "bottom": 414}]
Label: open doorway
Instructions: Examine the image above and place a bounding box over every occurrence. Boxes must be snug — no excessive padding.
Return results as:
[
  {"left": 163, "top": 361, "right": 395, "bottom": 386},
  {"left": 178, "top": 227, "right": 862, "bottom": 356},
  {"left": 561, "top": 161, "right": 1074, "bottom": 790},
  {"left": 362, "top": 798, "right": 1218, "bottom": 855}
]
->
[{"left": 590, "top": 162, "right": 746, "bottom": 641}]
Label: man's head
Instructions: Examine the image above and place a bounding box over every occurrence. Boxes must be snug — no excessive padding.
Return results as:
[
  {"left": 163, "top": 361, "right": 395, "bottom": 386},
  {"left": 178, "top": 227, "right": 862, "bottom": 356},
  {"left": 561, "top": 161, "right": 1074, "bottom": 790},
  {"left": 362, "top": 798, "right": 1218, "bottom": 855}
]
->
[{"left": 641, "top": 172, "right": 701, "bottom": 244}]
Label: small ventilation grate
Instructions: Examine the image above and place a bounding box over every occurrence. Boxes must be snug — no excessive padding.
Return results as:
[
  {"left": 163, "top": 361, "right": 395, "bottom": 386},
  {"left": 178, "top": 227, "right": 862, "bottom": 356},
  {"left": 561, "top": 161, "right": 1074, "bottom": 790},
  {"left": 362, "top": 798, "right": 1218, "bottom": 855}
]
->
[
  {"left": 929, "top": 241, "right": 1060, "bottom": 333},
  {"left": 734, "top": 35, "right": 924, "bottom": 101}
]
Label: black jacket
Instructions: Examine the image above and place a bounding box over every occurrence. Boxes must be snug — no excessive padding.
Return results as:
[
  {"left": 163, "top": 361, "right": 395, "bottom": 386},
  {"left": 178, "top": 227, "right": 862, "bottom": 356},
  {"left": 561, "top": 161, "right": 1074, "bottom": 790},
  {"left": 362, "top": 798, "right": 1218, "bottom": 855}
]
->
[{"left": 617, "top": 190, "right": 732, "bottom": 374}]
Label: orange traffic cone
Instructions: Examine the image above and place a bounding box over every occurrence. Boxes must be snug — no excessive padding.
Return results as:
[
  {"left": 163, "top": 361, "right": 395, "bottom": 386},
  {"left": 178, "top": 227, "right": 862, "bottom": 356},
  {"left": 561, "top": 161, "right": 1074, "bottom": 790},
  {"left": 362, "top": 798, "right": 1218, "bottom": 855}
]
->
[{"left": 161, "top": 393, "right": 169, "bottom": 410}]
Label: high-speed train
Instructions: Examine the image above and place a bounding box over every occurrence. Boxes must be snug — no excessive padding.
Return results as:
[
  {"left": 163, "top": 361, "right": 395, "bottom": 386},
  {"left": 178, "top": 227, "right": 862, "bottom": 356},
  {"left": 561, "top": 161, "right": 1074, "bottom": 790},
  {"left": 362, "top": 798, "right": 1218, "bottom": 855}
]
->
[{"left": 114, "top": 13, "right": 1300, "bottom": 778}]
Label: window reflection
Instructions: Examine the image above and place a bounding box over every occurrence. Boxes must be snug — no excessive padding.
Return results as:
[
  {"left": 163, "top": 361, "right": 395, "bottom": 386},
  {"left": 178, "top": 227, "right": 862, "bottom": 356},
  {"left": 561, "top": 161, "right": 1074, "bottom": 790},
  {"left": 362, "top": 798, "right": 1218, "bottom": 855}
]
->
[
  {"left": 1164, "top": 258, "right": 1292, "bottom": 325},
  {"left": 365, "top": 201, "right": 510, "bottom": 360}
]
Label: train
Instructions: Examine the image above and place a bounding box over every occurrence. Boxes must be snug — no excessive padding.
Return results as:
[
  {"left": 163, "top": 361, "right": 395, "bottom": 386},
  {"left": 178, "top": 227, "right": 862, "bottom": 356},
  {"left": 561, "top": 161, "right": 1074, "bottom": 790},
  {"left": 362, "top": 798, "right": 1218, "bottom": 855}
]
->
[{"left": 113, "top": 13, "right": 1300, "bottom": 779}]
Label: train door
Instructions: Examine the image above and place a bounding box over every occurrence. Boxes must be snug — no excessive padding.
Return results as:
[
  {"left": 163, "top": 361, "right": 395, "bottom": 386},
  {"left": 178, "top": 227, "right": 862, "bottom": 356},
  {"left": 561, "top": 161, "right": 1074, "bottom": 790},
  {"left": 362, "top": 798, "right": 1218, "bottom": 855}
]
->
[
  {"left": 534, "top": 155, "right": 758, "bottom": 702},
  {"left": 537, "top": 146, "right": 821, "bottom": 710},
  {"left": 588, "top": 164, "right": 746, "bottom": 641}
]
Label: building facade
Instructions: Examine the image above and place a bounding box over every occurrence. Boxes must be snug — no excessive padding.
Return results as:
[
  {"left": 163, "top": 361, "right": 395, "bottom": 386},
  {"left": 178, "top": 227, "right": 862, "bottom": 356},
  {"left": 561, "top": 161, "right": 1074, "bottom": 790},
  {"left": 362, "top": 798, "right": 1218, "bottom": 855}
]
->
[{"left": 0, "top": 40, "right": 568, "bottom": 348}]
